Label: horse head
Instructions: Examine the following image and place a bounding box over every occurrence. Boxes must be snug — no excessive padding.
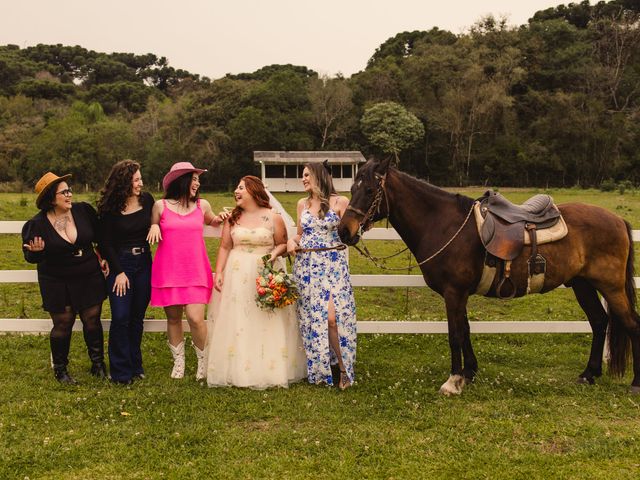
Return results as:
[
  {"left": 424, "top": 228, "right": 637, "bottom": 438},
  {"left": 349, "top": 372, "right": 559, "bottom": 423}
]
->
[{"left": 338, "top": 157, "right": 391, "bottom": 245}]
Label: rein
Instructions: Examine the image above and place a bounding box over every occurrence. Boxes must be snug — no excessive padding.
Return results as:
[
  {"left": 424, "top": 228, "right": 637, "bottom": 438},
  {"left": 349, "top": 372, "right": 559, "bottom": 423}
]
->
[
  {"left": 294, "top": 244, "right": 347, "bottom": 253},
  {"left": 349, "top": 171, "right": 475, "bottom": 271}
]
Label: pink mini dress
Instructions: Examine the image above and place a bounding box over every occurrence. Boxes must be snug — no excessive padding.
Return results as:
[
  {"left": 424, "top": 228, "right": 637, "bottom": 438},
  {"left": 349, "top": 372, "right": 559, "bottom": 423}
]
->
[{"left": 150, "top": 199, "right": 213, "bottom": 306}]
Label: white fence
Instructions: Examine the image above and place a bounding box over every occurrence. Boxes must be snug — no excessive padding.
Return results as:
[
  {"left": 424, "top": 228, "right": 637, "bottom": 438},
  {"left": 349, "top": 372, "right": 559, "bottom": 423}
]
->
[{"left": 1, "top": 221, "right": 638, "bottom": 334}]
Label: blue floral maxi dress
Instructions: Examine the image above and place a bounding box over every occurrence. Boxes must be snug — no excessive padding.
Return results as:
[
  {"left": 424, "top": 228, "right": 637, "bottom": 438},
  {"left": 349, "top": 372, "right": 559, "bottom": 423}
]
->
[{"left": 293, "top": 208, "right": 357, "bottom": 385}]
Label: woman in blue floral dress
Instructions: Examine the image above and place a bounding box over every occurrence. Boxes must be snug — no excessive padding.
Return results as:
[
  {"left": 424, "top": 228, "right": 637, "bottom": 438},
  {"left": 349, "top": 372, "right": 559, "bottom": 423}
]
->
[{"left": 287, "top": 162, "right": 356, "bottom": 389}]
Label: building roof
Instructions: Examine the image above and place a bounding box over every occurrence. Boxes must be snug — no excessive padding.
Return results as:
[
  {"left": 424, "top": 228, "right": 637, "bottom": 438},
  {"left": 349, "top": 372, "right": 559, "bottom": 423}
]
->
[{"left": 254, "top": 151, "right": 366, "bottom": 165}]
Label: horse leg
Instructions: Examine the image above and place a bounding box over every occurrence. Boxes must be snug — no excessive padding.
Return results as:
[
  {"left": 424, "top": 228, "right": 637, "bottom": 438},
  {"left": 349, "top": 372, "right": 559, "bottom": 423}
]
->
[
  {"left": 599, "top": 289, "right": 640, "bottom": 393},
  {"left": 630, "top": 337, "right": 640, "bottom": 394},
  {"left": 572, "top": 278, "right": 608, "bottom": 385},
  {"left": 439, "top": 291, "right": 470, "bottom": 396},
  {"left": 461, "top": 312, "right": 478, "bottom": 383}
]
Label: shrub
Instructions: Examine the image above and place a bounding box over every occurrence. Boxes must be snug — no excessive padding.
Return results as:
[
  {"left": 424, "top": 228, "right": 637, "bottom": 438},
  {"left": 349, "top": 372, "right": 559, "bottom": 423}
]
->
[
  {"left": 618, "top": 180, "right": 633, "bottom": 195},
  {"left": 600, "top": 178, "right": 616, "bottom": 192}
]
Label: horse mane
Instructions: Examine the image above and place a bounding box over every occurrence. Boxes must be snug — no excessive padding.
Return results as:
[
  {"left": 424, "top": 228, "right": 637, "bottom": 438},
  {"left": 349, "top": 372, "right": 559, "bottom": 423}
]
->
[{"left": 390, "top": 167, "right": 475, "bottom": 212}]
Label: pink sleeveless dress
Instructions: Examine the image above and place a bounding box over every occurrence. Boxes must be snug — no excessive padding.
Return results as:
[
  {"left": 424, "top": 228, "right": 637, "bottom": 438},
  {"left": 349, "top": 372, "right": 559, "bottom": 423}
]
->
[{"left": 150, "top": 199, "right": 213, "bottom": 306}]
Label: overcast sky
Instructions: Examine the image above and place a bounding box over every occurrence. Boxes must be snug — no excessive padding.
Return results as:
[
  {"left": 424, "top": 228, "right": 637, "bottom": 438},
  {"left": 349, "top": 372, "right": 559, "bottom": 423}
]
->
[{"left": 2, "top": 0, "right": 566, "bottom": 79}]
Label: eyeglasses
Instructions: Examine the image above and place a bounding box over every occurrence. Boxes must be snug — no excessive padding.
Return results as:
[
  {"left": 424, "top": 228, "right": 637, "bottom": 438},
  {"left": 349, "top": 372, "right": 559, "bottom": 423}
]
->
[{"left": 56, "top": 188, "right": 73, "bottom": 197}]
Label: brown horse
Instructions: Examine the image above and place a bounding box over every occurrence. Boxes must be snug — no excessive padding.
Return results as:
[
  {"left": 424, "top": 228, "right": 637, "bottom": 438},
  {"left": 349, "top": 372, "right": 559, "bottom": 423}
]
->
[{"left": 338, "top": 157, "right": 640, "bottom": 395}]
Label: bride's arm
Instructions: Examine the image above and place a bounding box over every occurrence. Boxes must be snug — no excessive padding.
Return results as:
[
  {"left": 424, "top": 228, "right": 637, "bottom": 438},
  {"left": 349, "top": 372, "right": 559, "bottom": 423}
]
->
[
  {"left": 286, "top": 197, "right": 305, "bottom": 255},
  {"left": 269, "top": 213, "right": 287, "bottom": 263},
  {"left": 213, "top": 221, "right": 233, "bottom": 291}
]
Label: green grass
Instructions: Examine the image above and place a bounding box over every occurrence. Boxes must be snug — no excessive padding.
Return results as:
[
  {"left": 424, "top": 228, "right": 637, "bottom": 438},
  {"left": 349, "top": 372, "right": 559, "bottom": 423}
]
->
[
  {"left": 2, "top": 189, "right": 640, "bottom": 479},
  {"left": 0, "top": 333, "right": 639, "bottom": 479}
]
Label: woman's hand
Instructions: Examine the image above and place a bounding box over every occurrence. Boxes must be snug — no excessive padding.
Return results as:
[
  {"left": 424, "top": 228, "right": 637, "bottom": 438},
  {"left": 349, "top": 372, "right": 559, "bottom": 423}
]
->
[
  {"left": 23, "top": 236, "right": 45, "bottom": 252},
  {"left": 214, "top": 272, "right": 224, "bottom": 292},
  {"left": 146, "top": 224, "right": 162, "bottom": 244},
  {"left": 100, "top": 259, "right": 110, "bottom": 278},
  {"left": 209, "top": 211, "right": 231, "bottom": 226},
  {"left": 112, "top": 272, "right": 130, "bottom": 297},
  {"left": 286, "top": 238, "right": 299, "bottom": 256}
]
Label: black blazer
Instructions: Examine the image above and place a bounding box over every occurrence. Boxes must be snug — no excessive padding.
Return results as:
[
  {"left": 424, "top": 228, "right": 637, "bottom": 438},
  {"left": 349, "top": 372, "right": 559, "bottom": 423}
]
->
[{"left": 22, "top": 202, "right": 102, "bottom": 279}]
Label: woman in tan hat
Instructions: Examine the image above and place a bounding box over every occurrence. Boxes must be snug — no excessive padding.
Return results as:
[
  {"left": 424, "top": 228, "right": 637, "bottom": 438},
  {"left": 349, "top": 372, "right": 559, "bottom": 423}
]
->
[
  {"left": 147, "top": 162, "right": 229, "bottom": 380},
  {"left": 22, "top": 172, "right": 109, "bottom": 384}
]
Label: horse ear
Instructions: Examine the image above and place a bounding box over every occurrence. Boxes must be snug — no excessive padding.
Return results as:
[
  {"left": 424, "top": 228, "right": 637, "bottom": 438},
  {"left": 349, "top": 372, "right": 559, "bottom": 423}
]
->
[{"left": 377, "top": 156, "right": 392, "bottom": 173}]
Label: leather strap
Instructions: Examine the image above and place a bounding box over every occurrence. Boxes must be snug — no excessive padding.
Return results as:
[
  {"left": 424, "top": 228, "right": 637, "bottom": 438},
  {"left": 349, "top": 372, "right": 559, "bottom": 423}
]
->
[{"left": 294, "top": 244, "right": 347, "bottom": 253}]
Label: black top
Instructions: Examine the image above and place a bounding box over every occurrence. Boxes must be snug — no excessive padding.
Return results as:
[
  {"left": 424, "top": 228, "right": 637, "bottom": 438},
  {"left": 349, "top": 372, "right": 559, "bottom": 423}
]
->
[
  {"left": 21, "top": 202, "right": 103, "bottom": 279},
  {"left": 99, "top": 191, "right": 154, "bottom": 275}
]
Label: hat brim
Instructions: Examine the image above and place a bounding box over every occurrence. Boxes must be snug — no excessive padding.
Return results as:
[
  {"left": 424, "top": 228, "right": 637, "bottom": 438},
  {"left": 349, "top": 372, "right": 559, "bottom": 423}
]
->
[
  {"left": 162, "top": 168, "right": 207, "bottom": 191},
  {"left": 36, "top": 174, "right": 72, "bottom": 208}
]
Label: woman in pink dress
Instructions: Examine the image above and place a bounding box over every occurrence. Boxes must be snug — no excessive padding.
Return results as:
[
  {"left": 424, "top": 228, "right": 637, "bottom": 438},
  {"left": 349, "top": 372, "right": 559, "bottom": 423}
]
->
[{"left": 147, "top": 162, "right": 228, "bottom": 380}]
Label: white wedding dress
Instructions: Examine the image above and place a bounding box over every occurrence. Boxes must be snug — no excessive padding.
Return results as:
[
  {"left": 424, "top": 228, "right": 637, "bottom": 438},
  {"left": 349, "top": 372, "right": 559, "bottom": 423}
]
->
[{"left": 205, "top": 220, "right": 307, "bottom": 389}]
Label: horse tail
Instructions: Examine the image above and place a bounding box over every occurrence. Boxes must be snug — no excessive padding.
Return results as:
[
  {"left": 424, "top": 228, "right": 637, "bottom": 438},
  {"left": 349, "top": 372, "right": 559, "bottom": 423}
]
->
[{"left": 608, "top": 220, "right": 637, "bottom": 377}]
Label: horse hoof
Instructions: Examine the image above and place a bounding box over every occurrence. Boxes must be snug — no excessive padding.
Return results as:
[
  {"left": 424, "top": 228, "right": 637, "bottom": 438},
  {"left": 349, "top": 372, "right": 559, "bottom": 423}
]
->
[
  {"left": 439, "top": 375, "right": 465, "bottom": 396},
  {"left": 577, "top": 376, "right": 594, "bottom": 385},
  {"left": 630, "top": 385, "right": 640, "bottom": 395}
]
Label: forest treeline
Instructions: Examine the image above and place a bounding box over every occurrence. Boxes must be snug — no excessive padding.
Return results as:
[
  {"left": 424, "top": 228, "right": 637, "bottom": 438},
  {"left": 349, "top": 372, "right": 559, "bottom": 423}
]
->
[{"left": 1, "top": 0, "right": 639, "bottom": 190}]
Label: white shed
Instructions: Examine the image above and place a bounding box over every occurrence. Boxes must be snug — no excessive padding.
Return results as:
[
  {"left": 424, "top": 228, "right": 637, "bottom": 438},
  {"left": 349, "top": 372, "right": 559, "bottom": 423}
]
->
[{"left": 254, "top": 151, "right": 366, "bottom": 192}]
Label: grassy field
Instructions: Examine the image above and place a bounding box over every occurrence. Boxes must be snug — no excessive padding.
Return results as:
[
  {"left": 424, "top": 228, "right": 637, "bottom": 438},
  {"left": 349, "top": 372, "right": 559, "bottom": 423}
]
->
[
  {"left": 1, "top": 333, "right": 639, "bottom": 479},
  {"left": 1, "top": 188, "right": 640, "bottom": 479}
]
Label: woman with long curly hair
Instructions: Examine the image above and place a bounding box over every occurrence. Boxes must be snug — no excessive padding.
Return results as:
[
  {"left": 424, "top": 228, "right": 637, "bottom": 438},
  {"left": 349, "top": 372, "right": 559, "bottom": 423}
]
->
[
  {"left": 287, "top": 161, "right": 357, "bottom": 390},
  {"left": 205, "top": 175, "right": 306, "bottom": 388},
  {"left": 97, "top": 160, "right": 154, "bottom": 385}
]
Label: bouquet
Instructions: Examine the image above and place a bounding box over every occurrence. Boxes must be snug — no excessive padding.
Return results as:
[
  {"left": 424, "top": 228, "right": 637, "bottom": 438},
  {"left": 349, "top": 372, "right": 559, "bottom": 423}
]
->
[{"left": 255, "top": 254, "right": 299, "bottom": 310}]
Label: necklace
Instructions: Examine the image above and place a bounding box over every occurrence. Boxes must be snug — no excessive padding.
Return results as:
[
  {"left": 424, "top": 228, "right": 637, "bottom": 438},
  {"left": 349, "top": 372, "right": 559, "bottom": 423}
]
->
[
  {"left": 167, "top": 199, "right": 190, "bottom": 213},
  {"left": 51, "top": 211, "right": 71, "bottom": 232}
]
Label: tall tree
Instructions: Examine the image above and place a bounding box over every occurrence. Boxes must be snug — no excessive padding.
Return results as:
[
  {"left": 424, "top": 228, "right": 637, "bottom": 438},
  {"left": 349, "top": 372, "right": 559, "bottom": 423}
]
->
[{"left": 308, "top": 75, "right": 355, "bottom": 148}]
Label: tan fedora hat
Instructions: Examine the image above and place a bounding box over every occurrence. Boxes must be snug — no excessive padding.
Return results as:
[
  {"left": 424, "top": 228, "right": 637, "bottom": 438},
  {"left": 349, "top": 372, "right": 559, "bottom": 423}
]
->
[
  {"left": 35, "top": 172, "right": 72, "bottom": 209},
  {"left": 162, "top": 162, "right": 207, "bottom": 191}
]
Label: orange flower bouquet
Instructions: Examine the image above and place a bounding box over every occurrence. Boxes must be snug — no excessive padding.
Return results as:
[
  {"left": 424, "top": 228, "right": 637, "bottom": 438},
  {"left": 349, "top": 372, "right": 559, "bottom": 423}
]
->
[{"left": 255, "top": 254, "right": 299, "bottom": 310}]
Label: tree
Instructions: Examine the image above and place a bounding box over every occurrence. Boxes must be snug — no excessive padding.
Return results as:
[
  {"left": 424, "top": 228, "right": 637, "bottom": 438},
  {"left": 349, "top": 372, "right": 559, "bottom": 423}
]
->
[
  {"left": 86, "top": 81, "right": 159, "bottom": 113},
  {"left": 308, "top": 75, "right": 355, "bottom": 148},
  {"left": 226, "top": 64, "right": 317, "bottom": 81},
  {"left": 360, "top": 102, "right": 424, "bottom": 163},
  {"left": 25, "top": 101, "right": 136, "bottom": 188},
  {"left": 0, "top": 94, "right": 43, "bottom": 182},
  {"left": 367, "top": 28, "right": 457, "bottom": 68},
  {"left": 16, "top": 79, "right": 75, "bottom": 100}
]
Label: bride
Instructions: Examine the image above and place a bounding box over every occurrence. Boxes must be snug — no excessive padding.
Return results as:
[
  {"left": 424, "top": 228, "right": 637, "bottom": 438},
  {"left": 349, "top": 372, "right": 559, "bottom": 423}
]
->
[{"left": 205, "top": 175, "right": 307, "bottom": 388}]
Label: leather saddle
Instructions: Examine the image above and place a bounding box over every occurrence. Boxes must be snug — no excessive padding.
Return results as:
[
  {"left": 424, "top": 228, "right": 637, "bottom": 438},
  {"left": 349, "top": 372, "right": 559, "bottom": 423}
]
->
[
  {"left": 478, "top": 191, "right": 560, "bottom": 261},
  {"left": 474, "top": 190, "right": 568, "bottom": 299}
]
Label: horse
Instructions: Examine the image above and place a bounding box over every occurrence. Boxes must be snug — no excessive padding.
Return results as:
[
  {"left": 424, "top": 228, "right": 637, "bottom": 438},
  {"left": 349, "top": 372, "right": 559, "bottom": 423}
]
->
[{"left": 338, "top": 157, "right": 640, "bottom": 395}]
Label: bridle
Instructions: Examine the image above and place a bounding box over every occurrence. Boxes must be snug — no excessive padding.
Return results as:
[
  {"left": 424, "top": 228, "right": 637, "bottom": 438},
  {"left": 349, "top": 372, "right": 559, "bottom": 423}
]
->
[
  {"left": 346, "top": 172, "right": 390, "bottom": 236},
  {"left": 345, "top": 170, "right": 475, "bottom": 271}
]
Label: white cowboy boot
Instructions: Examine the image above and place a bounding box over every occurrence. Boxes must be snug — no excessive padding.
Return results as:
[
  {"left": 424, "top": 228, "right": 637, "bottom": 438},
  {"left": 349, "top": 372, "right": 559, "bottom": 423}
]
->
[
  {"left": 192, "top": 342, "right": 206, "bottom": 381},
  {"left": 168, "top": 341, "right": 185, "bottom": 379}
]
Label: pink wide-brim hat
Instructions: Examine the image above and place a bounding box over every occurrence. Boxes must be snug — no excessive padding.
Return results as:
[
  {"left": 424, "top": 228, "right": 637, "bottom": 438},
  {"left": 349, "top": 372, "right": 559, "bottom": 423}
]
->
[{"left": 162, "top": 162, "right": 207, "bottom": 191}]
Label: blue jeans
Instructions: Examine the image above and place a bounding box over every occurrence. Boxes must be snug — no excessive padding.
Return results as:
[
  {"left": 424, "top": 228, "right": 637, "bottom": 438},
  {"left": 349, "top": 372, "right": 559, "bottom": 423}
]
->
[{"left": 106, "top": 250, "right": 151, "bottom": 382}]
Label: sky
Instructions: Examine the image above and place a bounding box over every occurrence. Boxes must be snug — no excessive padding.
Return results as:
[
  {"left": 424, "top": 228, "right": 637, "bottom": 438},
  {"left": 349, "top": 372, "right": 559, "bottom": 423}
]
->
[{"left": 2, "top": 0, "right": 566, "bottom": 79}]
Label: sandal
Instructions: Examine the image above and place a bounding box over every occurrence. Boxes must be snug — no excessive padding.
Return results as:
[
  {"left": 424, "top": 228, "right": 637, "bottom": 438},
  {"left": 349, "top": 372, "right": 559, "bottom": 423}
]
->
[{"left": 338, "top": 370, "right": 351, "bottom": 391}]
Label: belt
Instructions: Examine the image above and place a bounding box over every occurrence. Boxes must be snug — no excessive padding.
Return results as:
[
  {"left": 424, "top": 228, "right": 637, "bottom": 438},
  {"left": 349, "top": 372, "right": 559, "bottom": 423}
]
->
[{"left": 123, "top": 246, "right": 147, "bottom": 255}]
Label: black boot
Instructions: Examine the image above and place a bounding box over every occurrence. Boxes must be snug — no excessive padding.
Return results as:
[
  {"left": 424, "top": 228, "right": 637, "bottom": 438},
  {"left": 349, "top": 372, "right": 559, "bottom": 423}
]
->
[
  {"left": 84, "top": 326, "right": 108, "bottom": 379},
  {"left": 50, "top": 335, "right": 77, "bottom": 384},
  {"left": 90, "top": 362, "right": 108, "bottom": 379},
  {"left": 53, "top": 365, "right": 78, "bottom": 384}
]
